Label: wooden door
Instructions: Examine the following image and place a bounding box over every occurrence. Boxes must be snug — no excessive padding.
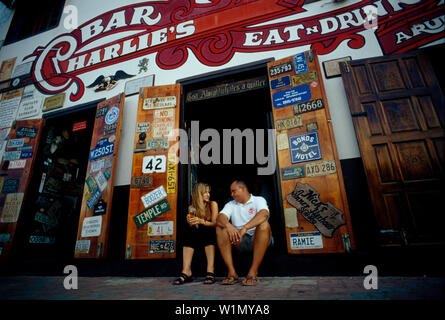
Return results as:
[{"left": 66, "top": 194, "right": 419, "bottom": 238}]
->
[
  {"left": 267, "top": 50, "right": 356, "bottom": 254},
  {"left": 341, "top": 50, "right": 445, "bottom": 245},
  {"left": 125, "top": 84, "right": 180, "bottom": 259},
  {"left": 0, "top": 119, "right": 44, "bottom": 260},
  {"left": 74, "top": 94, "right": 125, "bottom": 258}
]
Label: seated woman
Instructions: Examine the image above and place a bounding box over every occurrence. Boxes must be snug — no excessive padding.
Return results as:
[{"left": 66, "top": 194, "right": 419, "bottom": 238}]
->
[{"left": 173, "top": 182, "right": 218, "bottom": 285}]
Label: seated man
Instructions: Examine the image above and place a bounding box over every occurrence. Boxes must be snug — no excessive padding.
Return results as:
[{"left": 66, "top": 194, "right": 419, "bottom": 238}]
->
[{"left": 216, "top": 180, "right": 273, "bottom": 286}]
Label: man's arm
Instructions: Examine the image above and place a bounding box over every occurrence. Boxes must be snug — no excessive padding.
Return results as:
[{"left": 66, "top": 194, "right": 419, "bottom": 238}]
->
[
  {"left": 217, "top": 213, "right": 242, "bottom": 244},
  {"left": 239, "top": 209, "right": 269, "bottom": 237}
]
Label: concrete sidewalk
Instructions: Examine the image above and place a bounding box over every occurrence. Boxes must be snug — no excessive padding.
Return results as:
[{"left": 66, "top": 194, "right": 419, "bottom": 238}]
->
[{"left": 0, "top": 275, "right": 443, "bottom": 300}]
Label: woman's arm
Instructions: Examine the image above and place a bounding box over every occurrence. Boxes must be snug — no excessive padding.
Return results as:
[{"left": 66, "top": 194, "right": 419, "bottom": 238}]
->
[{"left": 205, "top": 201, "right": 218, "bottom": 227}]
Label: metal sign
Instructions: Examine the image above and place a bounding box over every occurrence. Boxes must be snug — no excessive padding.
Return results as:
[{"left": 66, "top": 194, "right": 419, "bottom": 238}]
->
[
  {"left": 293, "top": 98, "right": 324, "bottom": 114},
  {"left": 133, "top": 199, "right": 170, "bottom": 228},
  {"left": 272, "top": 84, "right": 311, "bottom": 109},
  {"left": 289, "top": 132, "right": 322, "bottom": 164},
  {"left": 275, "top": 115, "right": 303, "bottom": 131},
  {"left": 290, "top": 231, "right": 323, "bottom": 250},
  {"left": 131, "top": 175, "right": 153, "bottom": 188},
  {"left": 293, "top": 52, "right": 309, "bottom": 74},
  {"left": 143, "top": 96, "right": 177, "bottom": 110},
  {"left": 305, "top": 160, "right": 337, "bottom": 178},
  {"left": 89, "top": 138, "right": 115, "bottom": 160},
  {"left": 141, "top": 185, "right": 167, "bottom": 208},
  {"left": 291, "top": 71, "right": 318, "bottom": 86},
  {"left": 281, "top": 166, "right": 305, "bottom": 180},
  {"left": 270, "top": 75, "right": 291, "bottom": 90},
  {"left": 149, "top": 239, "right": 175, "bottom": 254}
]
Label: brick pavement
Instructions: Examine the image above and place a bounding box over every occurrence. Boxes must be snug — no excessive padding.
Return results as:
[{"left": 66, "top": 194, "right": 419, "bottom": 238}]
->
[{"left": 0, "top": 276, "right": 443, "bottom": 300}]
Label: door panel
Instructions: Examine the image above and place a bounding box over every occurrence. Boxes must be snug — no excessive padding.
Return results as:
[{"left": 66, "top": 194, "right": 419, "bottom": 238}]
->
[
  {"left": 0, "top": 119, "right": 44, "bottom": 260},
  {"left": 341, "top": 50, "right": 445, "bottom": 245},
  {"left": 74, "top": 94, "right": 125, "bottom": 258},
  {"left": 126, "top": 84, "right": 180, "bottom": 259},
  {"left": 267, "top": 50, "right": 356, "bottom": 254}
]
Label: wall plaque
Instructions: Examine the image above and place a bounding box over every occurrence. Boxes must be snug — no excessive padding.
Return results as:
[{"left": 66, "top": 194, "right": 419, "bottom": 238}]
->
[
  {"left": 42, "top": 93, "right": 65, "bottom": 112},
  {"left": 131, "top": 175, "right": 153, "bottom": 188},
  {"left": 275, "top": 115, "right": 303, "bottom": 131},
  {"left": 286, "top": 182, "right": 346, "bottom": 238},
  {"left": 143, "top": 96, "right": 176, "bottom": 110},
  {"left": 289, "top": 132, "right": 321, "bottom": 164}
]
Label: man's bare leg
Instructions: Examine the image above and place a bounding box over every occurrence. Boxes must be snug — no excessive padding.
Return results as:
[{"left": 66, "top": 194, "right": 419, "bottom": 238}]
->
[
  {"left": 216, "top": 226, "right": 238, "bottom": 282},
  {"left": 243, "top": 221, "right": 271, "bottom": 285}
]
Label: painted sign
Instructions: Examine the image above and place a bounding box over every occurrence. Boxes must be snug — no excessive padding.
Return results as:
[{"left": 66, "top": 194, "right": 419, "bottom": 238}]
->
[
  {"left": 143, "top": 96, "right": 177, "bottom": 110},
  {"left": 290, "top": 231, "right": 323, "bottom": 250},
  {"left": 149, "top": 239, "right": 175, "bottom": 254},
  {"left": 133, "top": 199, "right": 170, "bottom": 228},
  {"left": 286, "top": 183, "right": 346, "bottom": 238},
  {"left": 289, "top": 132, "right": 322, "bottom": 164},
  {"left": 272, "top": 84, "right": 311, "bottom": 109}
]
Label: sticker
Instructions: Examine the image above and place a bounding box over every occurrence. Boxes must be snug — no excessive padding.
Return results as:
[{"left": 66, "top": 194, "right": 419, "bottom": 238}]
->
[
  {"left": 269, "top": 61, "right": 293, "bottom": 77},
  {"left": 166, "top": 153, "right": 176, "bottom": 194},
  {"left": 149, "top": 239, "right": 175, "bottom": 254},
  {"left": 29, "top": 235, "right": 55, "bottom": 244},
  {"left": 108, "top": 135, "right": 116, "bottom": 143},
  {"left": 281, "top": 166, "right": 305, "bottom": 180},
  {"left": 7, "top": 138, "right": 25, "bottom": 148},
  {"left": 72, "top": 121, "right": 87, "bottom": 132},
  {"left": 105, "top": 106, "right": 120, "bottom": 125},
  {"left": 104, "top": 168, "right": 111, "bottom": 180},
  {"left": 20, "top": 151, "right": 33, "bottom": 159},
  {"left": 15, "top": 127, "right": 38, "bottom": 138},
  {"left": 310, "top": 81, "right": 318, "bottom": 88},
  {"left": 1, "top": 178, "right": 20, "bottom": 193},
  {"left": 134, "top": 199, "right": 170, "bottom": 228},
  {"left": 131, "top": 175, "right": 153, "bottom": 188},
  {"left": 104, "top": 157, "right": 113, "bottom": 169},
  {"left": 272, "top": 84, "right": 311, "bottom": 109},
  {"left": 0, "top": 193, "right": 24, "bottom": 223},
  {"left": 148, "top": 221, "right": 174, "bottom": 236},
  {"left": 293, "top": 98, "right": 324, "bottom": 115},
  {"left": 286, "top": 182, "right": 346, "bottom": 237},
  {"left": 93, "top": 199, "right": 107, "bottom": 216},
  {"left": 96, "top": 105, "right": 108, "bottom": 118},
  {"left": 90, "top": 138, "right": 115, "bottom": 160},
  {"left": 94, "top": 171, "right": 108, "bottom": 192},
  {"left": 86, "top": 174, "right": 98, "bottom": 193},
  {"left": 306, "top": 122, "right": 318, "bottom": 132},
  {"left": 291, "top": 71, "right": 318, "bottom": 87},
  {"left": 290, "top": 231, "right": 323, "bottom": 250},
  {"left": 147, "top": 139, "right": 169, "bottom": 150},
  {"left": 284, "top": 208, "right": 298, "bottom": 228},
  {"left": 86, "top": 189, "right": 102, "bottom": 210},
  {"left": 305, "top": 160, "right": 337, "bottom": 178},
  {"left": 0, "top": 233, "right": 11, "bottom": 243},
  {"left": 143, "top": 96, "right": 177, "bottom": 110},
  {"left": 141, "top": 185, "right": 167, "bottom": 209},
  {"left": 75, "top": 239, "right": 91, "bottom": 254},
  {"left": 289, "top": 132, "right": 322, "bottom": 164},
  {"left": 270, "top": 75, "right": 291, "bottom": 90},
  {"left": 3, "top": 151, "right": 21, "bottom": 161},
  {"left": 293, "top": 52, "right": 308, "bottom": 75},
  {"left": 90, "top": 159, "right": 105, "bottom": 173},
  {"left": 277, "top": 133, "right": 290, "bottom": 151},
  {"left": 8, "top": 159, "right": 26, "bottom": 169},
  {"left": 142, "top": 155, "right": 166, "bottom": 174},
  {"left": 136, "top": 122, "right": 150, "bottom": 133},
  {"left": 81, "top": 216, "right": 103, "bottom": 238},
  {"left": 152, "top": 109, "right": 175, "bottom": 138},
  {"left": 275, "top": 115, "right": 303, "bottom": 131},
  {"left": 103, "top": 122, "right": 118, "bottom": 135}
]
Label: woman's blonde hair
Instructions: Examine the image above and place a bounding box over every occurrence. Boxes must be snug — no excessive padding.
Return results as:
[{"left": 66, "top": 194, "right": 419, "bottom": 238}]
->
[{"left": 191, "top": 182, "right": 210, "bottom": 219}]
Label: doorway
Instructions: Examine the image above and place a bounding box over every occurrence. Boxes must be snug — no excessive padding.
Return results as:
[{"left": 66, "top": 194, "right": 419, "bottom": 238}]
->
[
  {"left": 181, "top": 63, "right": 285, "bottom": 254},
  {"left": 14, "top": 105, "right": 97, "bottom": 259}
]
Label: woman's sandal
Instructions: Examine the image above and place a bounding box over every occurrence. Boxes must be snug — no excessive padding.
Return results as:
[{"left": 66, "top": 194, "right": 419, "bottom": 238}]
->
[
  {"left": 173, "top": 273, "right": 193, "bottom": 285},
  {"left": 221, "top": 275, "right": 239, "bottom": 285},
  {"left": 204, "top": 272, "right": 216, "bottom": 284},
  {"left": 242, "top": 276, "right": 259, "bottom": 286}
]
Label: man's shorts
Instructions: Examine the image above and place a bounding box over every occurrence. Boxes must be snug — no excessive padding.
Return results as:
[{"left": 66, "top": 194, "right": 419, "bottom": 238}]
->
[{"left": 239, "top": 233, "right": 274, "bottom": 253}]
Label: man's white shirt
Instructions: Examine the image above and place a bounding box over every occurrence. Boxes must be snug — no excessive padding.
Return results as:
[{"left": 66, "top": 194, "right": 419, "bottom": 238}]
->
[{"left": 220, "top": 194, "right": 269, "bottom": 236}]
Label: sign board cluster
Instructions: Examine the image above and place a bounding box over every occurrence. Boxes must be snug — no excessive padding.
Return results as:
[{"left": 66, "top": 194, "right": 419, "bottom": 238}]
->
[
  {"left": 125, "top": 84, "right": 180, "bottom": 259},
  {"left": 268, "top": 50, "right": 355, "bottom": 254}
]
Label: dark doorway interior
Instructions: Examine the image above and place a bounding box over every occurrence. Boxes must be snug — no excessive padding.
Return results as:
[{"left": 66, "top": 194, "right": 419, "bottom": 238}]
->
[
  {"left": 180, "top": 65, "right": 285, "bottom": 275},
  {"left": 13, "top": 106, "right": 96, "bottom": 259}
]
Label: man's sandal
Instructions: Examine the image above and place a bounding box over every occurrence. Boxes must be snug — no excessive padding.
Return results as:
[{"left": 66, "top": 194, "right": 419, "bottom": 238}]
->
[
  {"left": 173, "top": 273, "right": 193, "bottom": 285},
  {"left": 242, "top": 276, "right": 259, "bottom": 286},
  {"left": 221, "top": 275, "right": 239, "bottom": 285},
  {"left": 204, "top": 272, "right": 216, "bottom": 284}
]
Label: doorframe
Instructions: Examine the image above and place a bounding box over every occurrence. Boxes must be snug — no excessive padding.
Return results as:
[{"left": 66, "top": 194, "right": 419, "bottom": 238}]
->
[{"left": 176, "top": 58, "right": 287, "bottom": 253}]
